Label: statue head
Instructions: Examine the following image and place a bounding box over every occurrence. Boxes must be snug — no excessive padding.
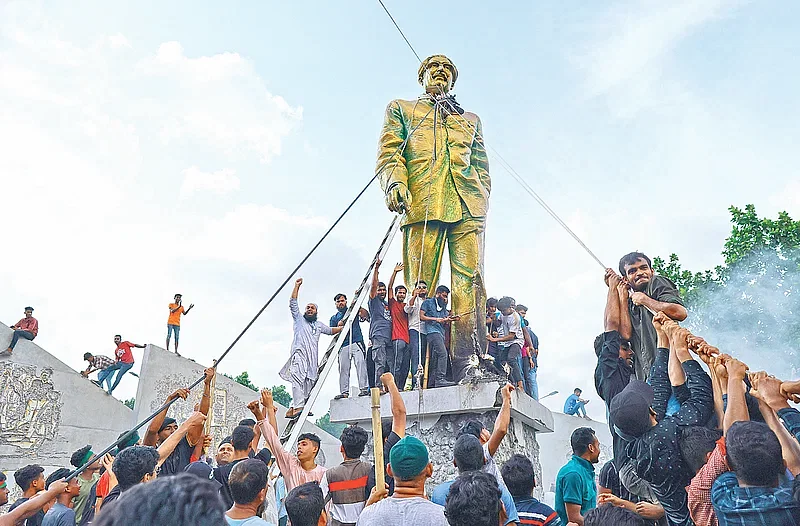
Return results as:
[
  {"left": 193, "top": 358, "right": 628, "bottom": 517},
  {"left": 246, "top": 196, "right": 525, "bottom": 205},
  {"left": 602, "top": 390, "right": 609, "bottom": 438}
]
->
[{"left": 418, "top": 54, "right": 458, "bottom": 95}]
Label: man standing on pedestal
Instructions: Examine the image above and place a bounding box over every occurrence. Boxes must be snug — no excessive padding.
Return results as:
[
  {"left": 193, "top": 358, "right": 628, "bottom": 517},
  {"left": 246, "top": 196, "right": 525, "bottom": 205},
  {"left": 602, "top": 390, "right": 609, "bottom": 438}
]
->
[
  {"left": 377, "top": 54, "right": 490, "bottom": 383},
  {"left": 3, "top": 306, "right": 38, "bottom": 356}
]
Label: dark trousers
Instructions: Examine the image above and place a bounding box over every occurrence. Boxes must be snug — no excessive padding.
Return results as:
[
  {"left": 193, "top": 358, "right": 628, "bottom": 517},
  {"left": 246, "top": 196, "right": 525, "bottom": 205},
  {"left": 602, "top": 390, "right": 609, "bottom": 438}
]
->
[
  {"left": 392, "top": 339, "right": 411, "bottom": 390},
  {"left": 427, "top": 332, "right": 448, "bottom": 386},
  {"left": 370, "top": 337, "right": 391, "bottom": 388},
  {"left": 409, "top": 330, "right": 426, "bottom": 388},
  {"left": 506, "top": 344, "right": 524, "bottom": 385},
  {"left": 520, "top": 355, "right": 532, "bottom": 396},
  {"left": 9, "top": 330, "right": 34, "bottom": 349},
  {"left": 366, "top": 347, "right": 375, "bottom": 388}
]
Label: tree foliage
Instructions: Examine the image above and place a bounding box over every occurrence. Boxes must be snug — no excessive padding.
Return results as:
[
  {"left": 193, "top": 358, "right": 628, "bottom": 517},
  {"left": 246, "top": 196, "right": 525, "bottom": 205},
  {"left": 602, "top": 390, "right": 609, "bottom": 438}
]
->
[
  {"left": 270, "top": 384, "right": 292, "bottom": 407},
  {"left": 653, "top": 205, "right": 799, "bottom": 367},
  {"left": 315, "top": 411, "right": 346, "bottom": 438},
  {"left": 123, "top": 398, "right": 135, "bottom": 410}
]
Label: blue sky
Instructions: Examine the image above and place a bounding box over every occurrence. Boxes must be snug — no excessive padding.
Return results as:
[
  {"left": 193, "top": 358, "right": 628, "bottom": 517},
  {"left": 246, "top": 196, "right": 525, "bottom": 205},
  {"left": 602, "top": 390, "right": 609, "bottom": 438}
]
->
[{"left": 1, "top": 0, "right": 798, "bottom": 420}]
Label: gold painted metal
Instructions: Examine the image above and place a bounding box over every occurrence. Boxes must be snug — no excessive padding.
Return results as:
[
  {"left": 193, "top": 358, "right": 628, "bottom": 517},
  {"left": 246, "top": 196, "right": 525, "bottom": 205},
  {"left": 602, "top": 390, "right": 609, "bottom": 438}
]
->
[{"left": 376, "top": 54, "right": 489, "bottom": 381}]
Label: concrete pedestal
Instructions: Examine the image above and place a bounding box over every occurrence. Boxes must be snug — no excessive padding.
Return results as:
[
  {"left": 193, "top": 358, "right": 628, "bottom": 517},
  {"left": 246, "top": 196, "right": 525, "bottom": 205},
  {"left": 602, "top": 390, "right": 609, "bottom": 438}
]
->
[{"left": 330, "top": 381, "right": 554, "bottom": 496}]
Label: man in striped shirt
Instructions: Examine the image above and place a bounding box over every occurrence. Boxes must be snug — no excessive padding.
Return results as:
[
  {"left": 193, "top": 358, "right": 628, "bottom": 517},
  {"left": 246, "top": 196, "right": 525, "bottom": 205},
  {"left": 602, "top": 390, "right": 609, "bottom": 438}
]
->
[
  {"left": 502, "top": 454, "right": 561, "bottom": 526},
  {"left": 81, "top": 353, "right": 116, "bottom": 390},
  {"left": 320, "top": 426, "right": 372, "bottom": 525}
]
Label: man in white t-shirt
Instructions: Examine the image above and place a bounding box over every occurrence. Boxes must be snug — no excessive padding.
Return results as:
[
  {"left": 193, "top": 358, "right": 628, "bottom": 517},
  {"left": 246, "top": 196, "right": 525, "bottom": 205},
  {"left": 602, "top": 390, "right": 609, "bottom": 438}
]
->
[
  {"left": 403, "top": 280, "right": 428, "bottom": 390},
  {"left": 487, "top": 297, "right": 525, "bottom": 390}
]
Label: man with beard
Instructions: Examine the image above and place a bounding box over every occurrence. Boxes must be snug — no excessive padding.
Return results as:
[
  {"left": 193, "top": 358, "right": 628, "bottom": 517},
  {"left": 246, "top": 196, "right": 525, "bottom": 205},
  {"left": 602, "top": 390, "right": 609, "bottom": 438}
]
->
[
  {"left": 612, "top": 252, "right": 686, "bottom": 382},
  {"left": 388, "top": 263, "right": 411, "bottom": 389},
  {"left": 367, "top": 260, "right": 393, "bottom": 391},
  {"left": 331, "top": 293, "right": 370, "bottom": 400},
  {"left": 280, "top": 278, "right": 343, "bottom": 418},
  {"left": 420, "top": 285, "right": 459, "bottom": 388},
  {"left": 403, "top": 280, "right": 428, "bottom": 390}
]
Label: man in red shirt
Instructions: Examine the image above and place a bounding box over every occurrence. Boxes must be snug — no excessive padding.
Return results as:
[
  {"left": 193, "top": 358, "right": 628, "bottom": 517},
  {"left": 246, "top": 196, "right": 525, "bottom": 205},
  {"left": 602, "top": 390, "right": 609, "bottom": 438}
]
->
[
  {"left": 3, "top": 306, "right": 38, "bottom": 356},
  {"left": 387, "top": 263, "right": 411, "bottom": 389},
  {"left": 106, "top": 334, "right": 145, "bottom": 395}
]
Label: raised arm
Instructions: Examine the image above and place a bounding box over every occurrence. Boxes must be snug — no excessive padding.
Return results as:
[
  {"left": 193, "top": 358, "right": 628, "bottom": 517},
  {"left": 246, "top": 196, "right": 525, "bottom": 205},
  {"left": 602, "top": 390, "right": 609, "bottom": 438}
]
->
[
  {"left": 157, "top": 411, "right": 206, "bottom": 466},
  {"left": 291, "top": 278, "right": 302, "bottom": 300},
  {"left": 187, "top": 368, "right": 215, "bottom": 446},
  {"left": 487, "top": 384, "right": 513, "bottom": 457},
  {"left": 184, "top": 303, "right": 194, "bottom": 315},
  {"left": 663, "top": 324, "right": 713, "bottom": 426},
  {"left": 251, "top": 392, "right": 295, "bottom": 477},
  {"left": 723, "top": 358, "right": 750, "bottom": 433},
  {"left": 381, "top": 372, "right": 406, "bottom": 437},
  {"left": 370, "top": 260, "right": 381, "bottom": 299},
  {"left": 649, "top": 315, "right": 673, "bottom": 421},
  {"left": 144, "top": 388, "right": 189, "bottom": 446},
  {"left": 749, "top": 375, "right": 800, "bottom": 475},
  {"left": 387, "top": 263, "right": 403, "bottom": 301},
  {"left": 603, "top": 271, "right": 621, "bottom": 332},
  {"left": 0, "top": 481, "right": 69, "bottom": 526}
]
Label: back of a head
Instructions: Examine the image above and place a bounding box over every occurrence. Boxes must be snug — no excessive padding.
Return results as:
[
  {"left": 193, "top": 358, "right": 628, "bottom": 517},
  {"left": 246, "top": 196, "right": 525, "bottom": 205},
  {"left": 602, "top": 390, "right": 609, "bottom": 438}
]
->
[
  {"left": 453, "top": 434, "right": 484, "bottom": 473},
  {"left": 501, "top": 454, "right": 535, "bottom": 497},
  {"left": 238, "top": 418, "right": 256, "bottom": 428},
  {"left": 585, "top": 505, "right": 647, "bottom": 526},
  {"left": 113, "top": 445, "right": 160, "bottom": 490},
  {"left": 229, "top": 459, "right": 268, "bottom": 506},
  {"left": 497, "top": 297, "right": 514, "bottom": 312},
  {"left": 285, "top": 482, "right": 325, "bottom": 526},
  {"left": 231, "top": 425, "right": 256, "bottom": 452},
  {"left": 457, "top": 420, "right": 484, "bottom": 440},
  {"left": 340, "top": 425, "right": 369, "bottom": 459},
  {"left": 381, "top": 419, "right": 393, "bottom": 441},
  {"left": 680, "top": 426, "right": 722, "bottom": 475},
  {"left": 14, "top": 464, "right": 44, "bottom": 492},
  {"left": 444, "top": 471, "right": 501, "bottom": 526},
  {"left": 94, "top": 473, "right": 225, "bottom": 526},
  {"left": 571, "top": 427, "right": 596, "bottom": 456},
  {"left": 726, "top": 421, "right": 784, "bottom": 486},
  {"left": 45, "top": 468, "right": 71, "bottom": 489}
]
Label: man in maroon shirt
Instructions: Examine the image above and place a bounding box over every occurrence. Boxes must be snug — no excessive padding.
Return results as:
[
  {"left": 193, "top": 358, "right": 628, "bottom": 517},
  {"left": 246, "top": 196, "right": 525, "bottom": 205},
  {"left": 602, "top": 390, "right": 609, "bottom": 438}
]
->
[
  {"left": 106, "top": 334, "right": 145, "bottom": 395},
  {"left": 387, "top": 263, "right": 411, "bottom": 389},
  {"left": 3, "top": 306, "right": 38, "bottom": 356}
]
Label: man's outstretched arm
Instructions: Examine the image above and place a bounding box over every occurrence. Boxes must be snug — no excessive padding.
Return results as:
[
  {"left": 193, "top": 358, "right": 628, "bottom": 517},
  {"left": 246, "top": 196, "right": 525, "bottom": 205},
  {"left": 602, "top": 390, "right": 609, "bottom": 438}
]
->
[
  {"left": 381, "top": 372, "right": 406, "bottom": 438},
  {"left": 157, "top": 412, "right": 206, "bottom": 466},
  {"left": 370, "top": 260, "right": 381, "bottom": 299},
  {"left": 144, "top": 388, "right": 189, "bottom": 446},
  {"left": 487, "top": 384, "right": 514, "bottom": 457}
]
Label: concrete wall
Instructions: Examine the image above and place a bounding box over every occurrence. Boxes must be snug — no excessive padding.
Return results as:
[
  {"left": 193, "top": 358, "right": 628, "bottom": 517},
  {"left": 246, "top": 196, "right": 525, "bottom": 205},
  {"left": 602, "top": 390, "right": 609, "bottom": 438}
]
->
[
  {"left": 0, "top": 323, "right": 134, "bottom": 508},
  {"left": 536, "top": 412, "right": 613, "bottom": 495},
  {"left": 134, "top": 345, "right": 342, "bottom": 467}
]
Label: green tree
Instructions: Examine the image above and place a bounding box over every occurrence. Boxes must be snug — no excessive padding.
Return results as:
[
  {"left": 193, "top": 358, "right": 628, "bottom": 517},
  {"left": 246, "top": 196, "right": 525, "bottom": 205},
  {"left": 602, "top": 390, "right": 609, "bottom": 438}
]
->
[
  {"left": 123, "top": 398, "right": 135, "bottom": 410},
  {"left": 270, "top": 384, "right": 292, "bottom": 407},
  {"left": 653, "top": 205, "right": 799, "bottom": 368},
  {"left": 315, "top": 411, "right": 346, "bottom": 438},
  {"left": 233, "top": 371, "right": 258, "bottom": 391}
]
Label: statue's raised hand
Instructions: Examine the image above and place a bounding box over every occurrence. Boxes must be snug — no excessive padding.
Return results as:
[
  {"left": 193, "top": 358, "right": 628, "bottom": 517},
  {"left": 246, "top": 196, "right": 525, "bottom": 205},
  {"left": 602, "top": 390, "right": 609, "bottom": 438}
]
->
[{"left": 386, "top": 183, "right": 412, "bottom": 213}]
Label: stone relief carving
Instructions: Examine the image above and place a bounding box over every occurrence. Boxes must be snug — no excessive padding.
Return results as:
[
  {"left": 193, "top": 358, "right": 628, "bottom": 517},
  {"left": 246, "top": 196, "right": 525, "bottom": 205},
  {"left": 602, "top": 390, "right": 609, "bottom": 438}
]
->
[{"left": 0, "top": 363, "right": 62, "bottom": 451}]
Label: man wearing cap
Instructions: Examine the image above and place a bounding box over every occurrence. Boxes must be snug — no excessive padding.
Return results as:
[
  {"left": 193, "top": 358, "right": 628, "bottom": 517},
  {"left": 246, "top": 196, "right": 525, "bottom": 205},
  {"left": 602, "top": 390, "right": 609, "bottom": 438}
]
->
[
  {"left": 3, "top": 306, "right": 38, "bottom": 355},
  {"left": 376, "top": 54, "right": 491, "bottom": 385},
  {"left": 609, "top": 316, "right": 712, "bottom": 526},
  {"left": 280, "top": 278, "right": 343, "bottom": 419},
  {"left": 357, "top": 435, "right": 448, "bottom": 525},
  {"left": 166, "top": 293, "right": 194, "bottom": 356}
]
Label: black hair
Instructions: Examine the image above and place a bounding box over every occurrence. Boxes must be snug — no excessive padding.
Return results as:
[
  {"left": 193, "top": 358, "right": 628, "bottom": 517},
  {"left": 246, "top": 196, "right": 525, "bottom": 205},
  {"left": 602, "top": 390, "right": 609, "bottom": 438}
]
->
[
  {"left": 453, "top": 434, "right": 484, "bottom": 473},
  {"left": 726, "top": 421, "right": 784, "bottom": 486},
  {"left": 84, "top": 352, "right": 93, "bottom": 360},
  {"left": 229, "top": 459, "right": 268, "bottom": 505},
  {"left": 285, "top": 482, "right": 325, "bottom": 526},
  {"left": 219, "top": 436, "right": 233, "bottom": 448},
  {"left": 515, "top": 304, "right": 528, "bottom": 312},
  {"left": 679, "top": 426, "right": 722, "bottom": 475},
  {"left": 444, "top": 471, "right": 501, "bottom": 526},
  {"left": 112, "top": 445, "right": 160, "bottom": 490},
  {"left": 114, "top": 334, "right": 122, "bottom": 339},
  {"left": 238, "top": 418, "right": 256, "bottom": 427},
  {"left": 501, "top": 454, "right": 536, "bottom": 497},
  {"left": 334, "top": 293, "right": 347, "bottom": 302},
  {"left": 394, "top": 285, "right": 407, "bottom": 294},
  {"left": 93, "top": 473, "right": 225, "bottom": 526},
  {"left": 340, "top": 426, "right": 369, "bottom": 459},
  {"left": 574, "top": 388, "right": 582, "bottom": 393},
  {"left": 231, "top": 425, "right": 256, "bottom": 452},
  {"left": 14, "top": 464, "right": 44, "bottom": 492},
  {"left": 497, "top": 296, "right": 514, "bottom": 311},
  {"left": 486, "top": 297, "right": 498, "bottom": 308},
  {"left": 297, "top": 433, "right": 321, "bottom": 456},
  {"left": 0, "top": 472, "right": 5, "bottom": 483},
  {"left": 585, "top": 505, "right": 647, "bottom": 526},
  {"left": 377, "top": 282, "right": 386, "bottom": 288},
  {"left": 45, "top": 468, "right": 71, "bottom": 490},
  {"left": 381, "top": 420, "right": 393, "bottom": 441},
  {"left": 415, "top": 280, "right": 427, "bottom": 287},
  {"left": 436, "top": 285, "right": 450, "bottom": 295},
  {"left": 618, "top": 252, "right": 651, "bottom": 277},
  {"left": 457, "top": 420, "right": 485, "bottom": 440},
  {"left": 70, "top": 445, "right": 92, "bottom": 468},
  {"left": 571, "top": 427, "right": 596, "bottom": 456}
]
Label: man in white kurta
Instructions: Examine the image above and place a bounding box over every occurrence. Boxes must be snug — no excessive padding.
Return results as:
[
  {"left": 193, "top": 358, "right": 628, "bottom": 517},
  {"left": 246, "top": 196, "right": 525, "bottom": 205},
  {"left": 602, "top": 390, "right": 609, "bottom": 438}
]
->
[{"left": 279, "top": 278, "right": 343, "bottom": 418}]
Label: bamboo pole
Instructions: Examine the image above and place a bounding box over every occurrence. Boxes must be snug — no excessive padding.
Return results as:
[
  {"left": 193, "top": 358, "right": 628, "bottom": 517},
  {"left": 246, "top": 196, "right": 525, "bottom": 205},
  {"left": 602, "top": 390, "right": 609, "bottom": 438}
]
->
[
  {"left": 202, "top": 360, "right": 217, "bottom": 455},
  {"left": 370, "top": 387, "right": 385, "bottom": 491},
  {"left": 422, "top": 347, "right": 431, "bottom": 389}
]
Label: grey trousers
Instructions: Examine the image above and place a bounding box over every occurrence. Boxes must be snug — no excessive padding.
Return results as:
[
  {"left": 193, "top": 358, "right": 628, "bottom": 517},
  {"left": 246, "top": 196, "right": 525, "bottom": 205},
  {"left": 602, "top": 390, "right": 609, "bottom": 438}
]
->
[{"left": 338, "top": 342, "right": 368, "bottom": 395}]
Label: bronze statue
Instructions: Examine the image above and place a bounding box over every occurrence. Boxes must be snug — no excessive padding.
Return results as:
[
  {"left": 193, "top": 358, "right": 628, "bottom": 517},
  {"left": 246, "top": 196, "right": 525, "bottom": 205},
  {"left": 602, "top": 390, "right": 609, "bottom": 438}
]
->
[{"left": 376, "top": 54, "right": 490, "bottom": 382}]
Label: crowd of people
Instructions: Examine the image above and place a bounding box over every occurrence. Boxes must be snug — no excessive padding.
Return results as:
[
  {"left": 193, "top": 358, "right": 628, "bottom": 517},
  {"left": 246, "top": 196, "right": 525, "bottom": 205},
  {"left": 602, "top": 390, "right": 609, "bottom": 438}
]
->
[{"left": 3, "top": 251, "right": 800, "bottom": 525}]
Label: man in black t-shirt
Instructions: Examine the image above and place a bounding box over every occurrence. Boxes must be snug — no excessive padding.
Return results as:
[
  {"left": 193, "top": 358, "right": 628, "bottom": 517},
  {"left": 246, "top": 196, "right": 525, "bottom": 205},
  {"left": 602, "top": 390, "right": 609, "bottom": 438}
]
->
[
  {"left": 7, "top": 464, "right": 45, "bottom": 526},
  {"left": 144, "top": 368, "right": 214, "bottom": 476},
  {"left": 366, "top": 372, "right": 406, "bottom": 496}
]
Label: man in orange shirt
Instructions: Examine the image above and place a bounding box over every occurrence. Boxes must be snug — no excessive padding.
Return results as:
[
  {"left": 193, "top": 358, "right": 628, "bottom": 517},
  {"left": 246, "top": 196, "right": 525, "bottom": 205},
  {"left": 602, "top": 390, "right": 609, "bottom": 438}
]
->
[{"left": 166, "top": 293, "right": 194, "bottom": 356}]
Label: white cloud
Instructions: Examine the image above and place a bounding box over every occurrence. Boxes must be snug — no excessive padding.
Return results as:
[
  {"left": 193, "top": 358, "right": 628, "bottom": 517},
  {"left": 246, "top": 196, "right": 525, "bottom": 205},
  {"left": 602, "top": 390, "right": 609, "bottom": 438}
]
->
[
  {"left": 108, "top": 33, "right": 131, "bottom": 49},
  {"left": 180, "top": 166, "right": 240, "bottom": 199}
]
